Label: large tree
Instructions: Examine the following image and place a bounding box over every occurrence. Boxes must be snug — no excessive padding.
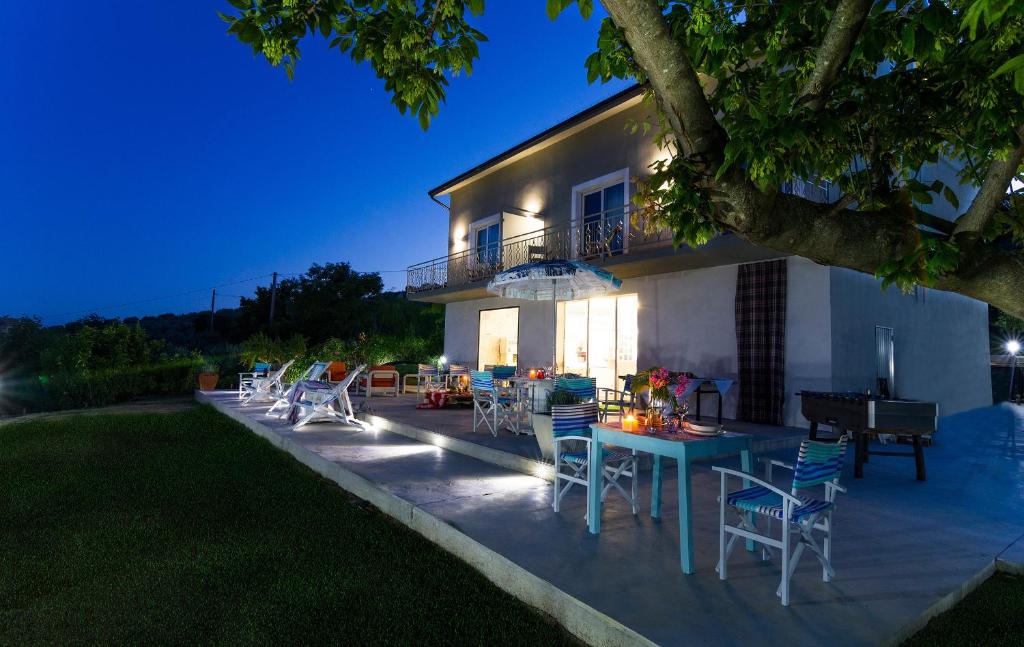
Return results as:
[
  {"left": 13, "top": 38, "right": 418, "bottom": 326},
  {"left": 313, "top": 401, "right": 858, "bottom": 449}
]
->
[{"left": 221, "top": 0, "right": 1024, "bottom": 317}]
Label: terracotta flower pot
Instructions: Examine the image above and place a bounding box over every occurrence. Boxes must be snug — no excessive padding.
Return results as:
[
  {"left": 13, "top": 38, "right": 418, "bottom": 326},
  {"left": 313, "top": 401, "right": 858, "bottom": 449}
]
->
[{"left": 197, "top": 372, "right": 219, "bottom": 391}]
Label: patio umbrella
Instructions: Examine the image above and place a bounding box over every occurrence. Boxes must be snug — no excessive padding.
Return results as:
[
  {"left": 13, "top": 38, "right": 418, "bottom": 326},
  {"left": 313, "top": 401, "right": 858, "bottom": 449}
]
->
[{"left": 486, "top": 259, "right": 622, "bottom": 374}]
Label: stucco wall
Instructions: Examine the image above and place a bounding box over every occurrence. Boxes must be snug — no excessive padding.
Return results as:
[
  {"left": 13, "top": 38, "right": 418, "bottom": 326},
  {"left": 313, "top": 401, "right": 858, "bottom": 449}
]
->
[
  {"left": 443, "top": 257, "right": 834, "bottom": 428},
  {"left": 446, "top": 102, "right": 661, "bottom": 257},
  {"left": 443, "top": 298, "right": 557, "bottom": 370},
  {"left": 828, "top": 267, "right": 992, "bottom": 416}
]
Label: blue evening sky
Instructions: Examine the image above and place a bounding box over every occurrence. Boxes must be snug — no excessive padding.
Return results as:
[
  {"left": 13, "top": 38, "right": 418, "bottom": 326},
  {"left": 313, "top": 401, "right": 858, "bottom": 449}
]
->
[{"left": 1, "top": 2, "right": 629, "bottom": 324}]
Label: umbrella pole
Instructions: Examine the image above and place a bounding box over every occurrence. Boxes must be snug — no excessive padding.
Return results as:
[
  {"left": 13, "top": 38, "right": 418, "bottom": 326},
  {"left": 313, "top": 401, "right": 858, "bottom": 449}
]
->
[{"left": 551, "top": 278, "right": 557, "bottom": 375}]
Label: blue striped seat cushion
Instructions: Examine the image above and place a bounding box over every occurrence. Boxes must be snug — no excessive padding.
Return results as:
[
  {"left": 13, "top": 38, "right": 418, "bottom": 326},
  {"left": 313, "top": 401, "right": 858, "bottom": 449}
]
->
[
  {"left": 727, "top": 486, "right": 833, "bottom": 522},
  {"left": 560, "top": 448, "right": 632, "bottom": 464}
]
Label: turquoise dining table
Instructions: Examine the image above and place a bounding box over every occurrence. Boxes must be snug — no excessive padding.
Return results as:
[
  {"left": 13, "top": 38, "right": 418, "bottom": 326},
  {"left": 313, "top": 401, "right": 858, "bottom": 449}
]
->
[{"left": 587, "top": 422, "right": 754, "bottom": 574}]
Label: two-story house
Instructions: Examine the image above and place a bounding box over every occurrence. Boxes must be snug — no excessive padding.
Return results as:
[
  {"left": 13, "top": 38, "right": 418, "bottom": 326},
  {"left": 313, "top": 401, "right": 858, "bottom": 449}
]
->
[{"left": 406, "top": 85, "right": 992, "bottom": 428}]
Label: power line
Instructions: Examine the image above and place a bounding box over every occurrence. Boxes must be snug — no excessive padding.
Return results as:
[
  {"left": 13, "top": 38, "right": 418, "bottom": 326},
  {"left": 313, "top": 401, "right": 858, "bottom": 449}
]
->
[{"left": 41, "top": 273, "right": 275, "bottom": 320}]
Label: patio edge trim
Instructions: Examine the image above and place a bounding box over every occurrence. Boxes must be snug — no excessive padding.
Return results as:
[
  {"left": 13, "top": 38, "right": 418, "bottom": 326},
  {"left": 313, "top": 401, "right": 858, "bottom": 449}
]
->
[
  {"left": 196, "top": 392, "right": 651, "bottom": 647},
  {"left": 885, "top": 559, "right": 997, "bottom": 646},
  {"left": 358, "top": 411, "right": 556, "bottom": 482}
]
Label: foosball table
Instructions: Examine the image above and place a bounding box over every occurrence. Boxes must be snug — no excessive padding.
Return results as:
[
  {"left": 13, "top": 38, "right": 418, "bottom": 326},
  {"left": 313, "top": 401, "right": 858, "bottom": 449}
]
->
[{"left": 798, "top": 391, "right": 938, "bottom": 481}]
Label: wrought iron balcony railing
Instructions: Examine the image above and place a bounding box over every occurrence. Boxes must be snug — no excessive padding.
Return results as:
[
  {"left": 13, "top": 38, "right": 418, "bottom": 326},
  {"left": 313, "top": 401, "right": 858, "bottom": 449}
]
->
[{"left": 406, "top": 206, "right": 675, "bottom": 294}]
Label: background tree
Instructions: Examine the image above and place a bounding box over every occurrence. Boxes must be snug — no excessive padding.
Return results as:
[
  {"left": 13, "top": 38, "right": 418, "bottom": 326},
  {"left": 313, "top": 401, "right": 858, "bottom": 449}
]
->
[{"left": 222, "top": 0, "right": 1024, "bottom": 318}]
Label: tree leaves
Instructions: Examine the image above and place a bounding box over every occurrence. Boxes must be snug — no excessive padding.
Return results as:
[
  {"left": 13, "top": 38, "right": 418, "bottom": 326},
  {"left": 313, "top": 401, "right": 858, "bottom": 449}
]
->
[{"left": 220, "top": 0, "right": 488, "bottom": 129}]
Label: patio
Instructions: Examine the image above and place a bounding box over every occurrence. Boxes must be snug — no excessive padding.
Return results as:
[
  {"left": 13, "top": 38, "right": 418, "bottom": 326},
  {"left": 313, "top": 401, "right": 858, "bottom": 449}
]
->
[
  {"left": 359, "top": 393, "right": 807, "bottom": 468},
  {"left": 199, "top": 390, "right": 1024, "bottom": 646}
]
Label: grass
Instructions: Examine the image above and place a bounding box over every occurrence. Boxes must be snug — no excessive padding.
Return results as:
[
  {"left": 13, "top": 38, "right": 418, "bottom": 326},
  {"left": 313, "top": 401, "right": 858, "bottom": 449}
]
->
[
  {"left": 0, "top": 405, "right": 578, "bottom": 645},
  {"left": 903, "top": 571, "right": 1024, "bottom": 646}
]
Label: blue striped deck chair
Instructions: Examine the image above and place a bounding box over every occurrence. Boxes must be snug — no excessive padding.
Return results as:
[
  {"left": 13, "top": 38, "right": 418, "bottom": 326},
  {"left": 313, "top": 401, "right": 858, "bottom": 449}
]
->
[
  {"left": 554, "top": 377, "right": 597, "bottom": 402},
  {"left": 470, "top": 371, "right": 520, "bottom": 437},
  {"left": 598, "top": 374, "right": 636, "bottom": 423},
  {"left": 713, "top": 436, "right": 849, "bottom": 606},
  {"left": 551, "top": 401, "right": 638, "bottom": 517},
  {"left": 266, "top": 361, "right": 330, "bottom": 418}
]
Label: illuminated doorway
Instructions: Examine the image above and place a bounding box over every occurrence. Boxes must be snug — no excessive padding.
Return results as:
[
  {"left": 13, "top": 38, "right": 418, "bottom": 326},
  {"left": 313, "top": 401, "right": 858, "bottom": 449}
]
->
[
  {"left": 556, "top": 294, "right": 638, "bottom": 390},
  {"left": 478, "top": 307, "right": 519, "bottom": 370}
]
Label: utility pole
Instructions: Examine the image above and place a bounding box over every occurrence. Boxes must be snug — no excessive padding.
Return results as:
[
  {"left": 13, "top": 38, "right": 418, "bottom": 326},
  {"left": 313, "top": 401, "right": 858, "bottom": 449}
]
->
[{"left": 268, "top": 272, "right": 278, "bottom": 326}]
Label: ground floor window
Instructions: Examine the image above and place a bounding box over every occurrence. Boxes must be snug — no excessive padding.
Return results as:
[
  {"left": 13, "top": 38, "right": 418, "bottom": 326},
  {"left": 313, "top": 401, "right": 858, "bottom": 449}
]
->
[
  {"left": 478, "top": 307, "right": 519, "bottom": 370},
  {"left": 556, "top": 294, "right": 637, "bottom": 390}
]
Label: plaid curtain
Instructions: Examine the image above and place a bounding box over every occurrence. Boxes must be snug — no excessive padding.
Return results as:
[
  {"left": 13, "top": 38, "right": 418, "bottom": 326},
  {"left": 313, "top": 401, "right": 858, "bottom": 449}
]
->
[{"left": 735, "top": 259, "right": 787, "bottom": 425}]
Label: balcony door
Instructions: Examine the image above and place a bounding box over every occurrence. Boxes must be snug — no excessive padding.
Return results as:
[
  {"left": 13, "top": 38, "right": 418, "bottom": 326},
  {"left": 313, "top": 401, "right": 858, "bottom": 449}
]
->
[
  {"left": 573, "top": 169, "right": 628, "bottom": 260},
  {"left": 471, "top": 215, "right": 501, "bottom": 270}
]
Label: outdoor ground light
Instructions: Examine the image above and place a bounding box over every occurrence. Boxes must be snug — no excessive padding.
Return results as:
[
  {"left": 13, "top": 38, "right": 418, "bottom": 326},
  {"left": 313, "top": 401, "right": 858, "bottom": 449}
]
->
[{"left": 1007, "top": 340, "right": 1021, "bottom": 355}]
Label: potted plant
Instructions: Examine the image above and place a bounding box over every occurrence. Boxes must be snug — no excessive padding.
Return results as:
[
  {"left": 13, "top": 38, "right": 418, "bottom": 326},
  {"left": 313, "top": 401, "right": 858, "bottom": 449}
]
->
[{"left": 197, "top": 363, "right": 220, "bottom": 391}]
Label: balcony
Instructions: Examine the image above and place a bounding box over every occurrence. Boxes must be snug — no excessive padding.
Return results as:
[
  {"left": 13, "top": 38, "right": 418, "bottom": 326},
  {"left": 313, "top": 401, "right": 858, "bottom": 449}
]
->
[{"left": 406, "top": 207, "right": 676, "bottom": 298}]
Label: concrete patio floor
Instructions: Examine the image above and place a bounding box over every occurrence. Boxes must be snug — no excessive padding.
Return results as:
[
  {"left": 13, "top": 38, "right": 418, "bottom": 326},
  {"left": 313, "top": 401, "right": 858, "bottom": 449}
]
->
[
  {"left": 360, "top": 393, "right": 806, "bottom": 463},
  {"left": 199, "top": 390, "right": 1024, "bottom": 646}
]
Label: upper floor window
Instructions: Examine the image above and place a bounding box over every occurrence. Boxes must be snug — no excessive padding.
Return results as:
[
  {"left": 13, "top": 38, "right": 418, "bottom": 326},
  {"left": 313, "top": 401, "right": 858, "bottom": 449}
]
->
[
  {"left": 471, "top": 215, "right": 501, "bottom": 267},
  {"left": 574, "top": 169, "right": 629, "bottom": 258}
]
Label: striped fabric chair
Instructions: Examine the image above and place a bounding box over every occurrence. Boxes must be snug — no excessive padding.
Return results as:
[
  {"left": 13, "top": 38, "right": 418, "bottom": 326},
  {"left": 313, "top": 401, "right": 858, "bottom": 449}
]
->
[
  {"left": 552, "top": 401, "right": 638, "bottom": 516},
  {"left": 491, "top": 365, "right": 517, "bottom": 381},
  {"left": 470, "top": 371, "right": 521, "bottom": 436},
  {"left": 554, "top": 377, "right": 597, "bottom": 402},
  {"left": 447, "top": 363, "right": 470, "bottom": 390},
  {"left": 598, "top": 374, "right": 636, "bottom": 423},
  {"left": 713, "top": 436, "right": 849, "bottom": 606},
  {"left": 413, "top": 363, "right": 441, "bottom": 393}
]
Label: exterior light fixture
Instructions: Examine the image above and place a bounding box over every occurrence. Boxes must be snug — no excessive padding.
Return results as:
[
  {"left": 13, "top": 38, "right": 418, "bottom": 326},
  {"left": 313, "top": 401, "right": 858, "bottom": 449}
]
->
[
  {"left": 439, "top": 355, "right": 448, "bottom": 365},
  {"left": 1008, "top": 340, "right": 1021, "bottom": 402}
]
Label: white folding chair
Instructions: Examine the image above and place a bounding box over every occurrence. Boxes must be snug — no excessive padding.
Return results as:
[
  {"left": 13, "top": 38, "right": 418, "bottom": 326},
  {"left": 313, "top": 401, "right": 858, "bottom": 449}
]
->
[
  {"left": 551, "top": 401, "right": 638, "bottom": 517},
  {"left": 714, "top": 436, "right": 848, "bottom": 606},
  {"left": 470, "top": 370, "right": 521, "bottom": 437},
  {"left": 289, "top": 365, "right": 367, "bottom": 430},
  {"left": 241, "top": 360, "right": 295, "bottom": 405},
  {"left": 266, "top": 361, "right": 329, "bottom": 418}
]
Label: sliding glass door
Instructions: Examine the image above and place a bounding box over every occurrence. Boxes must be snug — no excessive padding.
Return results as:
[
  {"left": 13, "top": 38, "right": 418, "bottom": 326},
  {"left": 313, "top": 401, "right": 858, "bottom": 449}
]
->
[{"left": 556, "top": 294, "right": 638, "bottom": 390}]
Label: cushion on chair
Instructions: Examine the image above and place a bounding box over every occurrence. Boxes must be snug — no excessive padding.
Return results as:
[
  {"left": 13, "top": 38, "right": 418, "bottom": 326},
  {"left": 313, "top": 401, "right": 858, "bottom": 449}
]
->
[
  {"left": 727, "top": 486, "right": 833, "bottom": 522},
  {"left": 560, "top": 448, "right": 632, "bottom": 464},
  {"left": 326, "top": 361, "right": 347, "bottom": 381}
]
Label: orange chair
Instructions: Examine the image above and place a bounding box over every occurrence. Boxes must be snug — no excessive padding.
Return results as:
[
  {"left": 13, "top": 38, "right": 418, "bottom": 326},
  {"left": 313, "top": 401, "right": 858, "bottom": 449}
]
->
[
  {"left": 326, "top": 361, "right": 347, "bottom": 382},
  {"left": 360, "top": 364, "right": 400, "bottom": 397}
]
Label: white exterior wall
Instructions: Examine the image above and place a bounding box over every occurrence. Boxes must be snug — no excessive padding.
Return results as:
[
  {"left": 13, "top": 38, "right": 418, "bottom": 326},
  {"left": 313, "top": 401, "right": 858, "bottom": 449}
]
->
[
  {"left": 443, "top": 298, "right": 557, "bottom": 370},
  {"left": 828, "top": 267, "right": 991, "bottom": 416},
  {"left": 443, "top": 257, "right": 834, "bottom": 428}
]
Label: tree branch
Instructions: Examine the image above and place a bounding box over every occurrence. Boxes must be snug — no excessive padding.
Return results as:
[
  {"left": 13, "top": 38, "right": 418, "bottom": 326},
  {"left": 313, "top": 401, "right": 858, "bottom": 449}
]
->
[
  {"left": 797, "top": 0, "right": 874, "bottom": 111},
  {"left": 913, "top": 208, "right": 954, "bottom": 235},
  {"left": 721, "top": 192, "right": 1024, "bottom": 320},
  {"left": 599, "top": 0, "right": 727, "bottom": 165},
  {"left": 953, "top": 125, "right": 1024, "bottom": 240}
]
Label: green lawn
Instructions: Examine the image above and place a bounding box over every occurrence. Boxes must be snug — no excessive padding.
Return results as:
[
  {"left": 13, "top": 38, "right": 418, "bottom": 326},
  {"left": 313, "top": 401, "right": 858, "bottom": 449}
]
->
[
  {"left": 903, "top": 571, "right": 1024, "bottom": 646},
  {"left": 0, "top": 405, "right": 577, "bottom": 645}
]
